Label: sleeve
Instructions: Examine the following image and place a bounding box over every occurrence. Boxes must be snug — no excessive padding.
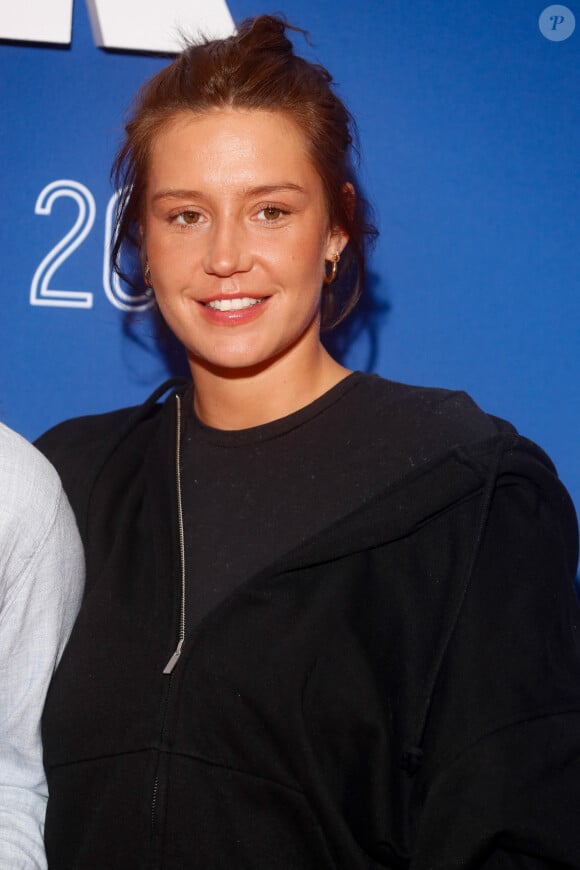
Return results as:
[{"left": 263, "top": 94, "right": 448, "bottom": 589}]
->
[
  {"left": 411, "top": 457, "right": 580, "bottom": 869},
  {"left": 0, "top": 482, "right": 84, "bottom": 869}
]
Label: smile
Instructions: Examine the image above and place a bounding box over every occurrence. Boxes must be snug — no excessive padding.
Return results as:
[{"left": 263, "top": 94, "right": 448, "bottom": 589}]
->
[{"left": 205, "top": 297, "right": 265, "bottom": 312}]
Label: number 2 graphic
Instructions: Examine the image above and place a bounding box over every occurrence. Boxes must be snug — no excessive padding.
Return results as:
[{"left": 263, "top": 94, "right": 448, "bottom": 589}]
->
[
  {"left": 30, "top": 179, "right": 154, "bottom": 312},
  {"left": 30, "top": 180, "right": 95, "bottom": 309}
]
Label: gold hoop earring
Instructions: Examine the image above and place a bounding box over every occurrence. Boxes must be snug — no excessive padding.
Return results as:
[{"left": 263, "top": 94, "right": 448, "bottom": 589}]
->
[
  {"left": 144, "top": 262, "right": 153, "bottom": 289},
  {"left": 323, "top": 252, "right": 340, "bottom": 285}
]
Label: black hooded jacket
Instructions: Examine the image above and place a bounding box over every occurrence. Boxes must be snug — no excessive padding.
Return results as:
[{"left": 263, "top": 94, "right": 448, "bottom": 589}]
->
[{"left": 37, "top": 377, "right": 580, "bottom": 869}]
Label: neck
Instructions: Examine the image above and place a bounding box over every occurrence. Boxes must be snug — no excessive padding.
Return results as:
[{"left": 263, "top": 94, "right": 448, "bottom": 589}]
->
[{"left": 189, "top": 343, "right": 350, "bottom": 430}]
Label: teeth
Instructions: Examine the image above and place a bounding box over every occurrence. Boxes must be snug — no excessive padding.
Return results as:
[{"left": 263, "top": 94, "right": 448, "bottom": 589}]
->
[{"left": 206, "top": 297, "right": 263, "bottom": 311}]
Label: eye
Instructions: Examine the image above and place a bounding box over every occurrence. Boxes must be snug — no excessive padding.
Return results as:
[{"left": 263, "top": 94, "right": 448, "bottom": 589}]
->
[
  {"left": 257, "top": 206, "right": 286, "bottom": 222},
  {"left": 174, "top": 210, "right": 202, "bottom": 225}
]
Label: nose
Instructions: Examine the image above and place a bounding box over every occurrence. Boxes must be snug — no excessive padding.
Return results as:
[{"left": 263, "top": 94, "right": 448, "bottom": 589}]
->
[{"left": 202, "top": 216, "right": 251, "bottom": 277}]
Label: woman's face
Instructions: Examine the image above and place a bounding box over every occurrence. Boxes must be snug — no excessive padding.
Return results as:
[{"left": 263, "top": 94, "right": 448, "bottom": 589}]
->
[{"left": 143, "top": 108, "right": 347, "bottom": 376}]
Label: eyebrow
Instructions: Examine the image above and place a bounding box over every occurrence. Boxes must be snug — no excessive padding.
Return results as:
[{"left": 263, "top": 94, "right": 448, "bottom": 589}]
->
[{"left": 151, "top": 183, "right": 307, "bottom": 203}]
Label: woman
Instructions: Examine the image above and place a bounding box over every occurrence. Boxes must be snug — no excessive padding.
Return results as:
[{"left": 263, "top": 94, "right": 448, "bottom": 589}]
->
[
  {"left": 0, "top": 423, "right": 84, "bottom": 867},
  {"left": 37, "top": 15, "right": 580, "bottom": 869}
]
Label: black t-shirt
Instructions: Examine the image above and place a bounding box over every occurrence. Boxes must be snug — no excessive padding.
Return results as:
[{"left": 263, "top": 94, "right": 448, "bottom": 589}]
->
[{"left": 181, "top": 371, "right": 397, "bottom": 630}]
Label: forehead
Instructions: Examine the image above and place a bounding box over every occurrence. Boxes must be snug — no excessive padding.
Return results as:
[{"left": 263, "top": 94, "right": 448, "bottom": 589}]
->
[{"left": 147, "top": 108, "right": 318, "bottom": 186}]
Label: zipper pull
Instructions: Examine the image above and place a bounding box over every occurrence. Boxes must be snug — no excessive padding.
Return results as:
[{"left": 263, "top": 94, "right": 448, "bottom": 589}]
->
[{"left": 163, "top": 638, "right": 184, "bottom": 674}]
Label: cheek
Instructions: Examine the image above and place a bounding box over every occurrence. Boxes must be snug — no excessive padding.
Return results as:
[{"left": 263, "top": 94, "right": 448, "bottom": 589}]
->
[
  {"left": 295, "top": 236, "right": 328, "bottom": 283},
  {"left": 149, "top": 235, "right": 198, "bottom": 280}
]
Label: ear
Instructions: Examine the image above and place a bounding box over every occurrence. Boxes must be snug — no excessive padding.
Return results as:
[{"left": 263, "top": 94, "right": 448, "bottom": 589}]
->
[
  {"left": 324, "top": 182, "right": 354, "bottom": 259},
  {"left": 325, "top": 227, "right": 348, "bottom": 262}
]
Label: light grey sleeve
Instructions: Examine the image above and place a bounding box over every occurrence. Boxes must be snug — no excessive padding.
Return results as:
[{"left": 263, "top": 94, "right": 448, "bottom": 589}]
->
[{"left": 0, "top": 424, "right": 85, "bottom": 869}]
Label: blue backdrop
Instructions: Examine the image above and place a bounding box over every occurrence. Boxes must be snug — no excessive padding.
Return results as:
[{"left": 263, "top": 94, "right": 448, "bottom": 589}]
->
[{"left": 1, "top": 1, "right": 578, "bottom": 538}]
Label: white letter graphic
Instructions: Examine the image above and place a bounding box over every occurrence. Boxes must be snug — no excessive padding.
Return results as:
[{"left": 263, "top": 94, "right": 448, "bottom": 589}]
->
[
  {"left": 86, "top": 0, "right": 235, "bottom": 53},
  {"left": 0, "top": 0, "right": 73, "bottom": 44}
]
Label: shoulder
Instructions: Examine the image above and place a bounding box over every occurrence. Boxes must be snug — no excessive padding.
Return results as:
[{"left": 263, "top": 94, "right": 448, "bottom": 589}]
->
[
  {"left": 354, "top": 373, "right": 513, "bottom": 435},
  {"left": 34, "top": 380, "right": 187, "bottom": 527},
  {"left": 0, "top": 422, "right": 62, "bottom": 522},
  {"left": 37, "top": 404, "right": 149, "bottom": 458},
  {"left": 36, "top": 379, "right": 186, "bottom": 468},
  {"left": 348, "top": 372, "right": 520, "bottom": 468},
  {"left": 341, "top": 374, "right": 576, "bottom": 548},
  {"left": 0, "top": 423, "right": 81, "bottom": 582}
]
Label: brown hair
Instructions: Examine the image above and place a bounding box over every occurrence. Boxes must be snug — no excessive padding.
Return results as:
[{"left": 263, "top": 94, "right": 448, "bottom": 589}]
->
[{"left": 112, "top": 14, "right": 377, "bottom": 329}]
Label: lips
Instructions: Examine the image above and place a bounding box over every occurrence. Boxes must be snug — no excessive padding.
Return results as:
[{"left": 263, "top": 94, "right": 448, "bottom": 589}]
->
[
  {"left": 205, "top": 296, "right": 266, "bottom": 312},
  {"left": 199, "top": 293, "right": 270, "bottom": 326}
]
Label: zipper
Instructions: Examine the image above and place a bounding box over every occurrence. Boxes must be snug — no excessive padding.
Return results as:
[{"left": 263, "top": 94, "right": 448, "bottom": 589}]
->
[
  {"left": 152, "top": 393, "right": 187, "bottom": 839},
  {"left": 163, "top": 393, "right": 187, "bottom": 674}
]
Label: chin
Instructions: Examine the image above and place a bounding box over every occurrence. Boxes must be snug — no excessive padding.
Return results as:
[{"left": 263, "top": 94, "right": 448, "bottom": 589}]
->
[{"left": 190, "top": 348, "right": 271, "bottom": 376}]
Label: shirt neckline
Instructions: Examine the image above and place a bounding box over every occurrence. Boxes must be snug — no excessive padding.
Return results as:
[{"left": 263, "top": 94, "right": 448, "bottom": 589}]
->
[{"left": 184, "top": 371, "right": 364, "bottom": 447}]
